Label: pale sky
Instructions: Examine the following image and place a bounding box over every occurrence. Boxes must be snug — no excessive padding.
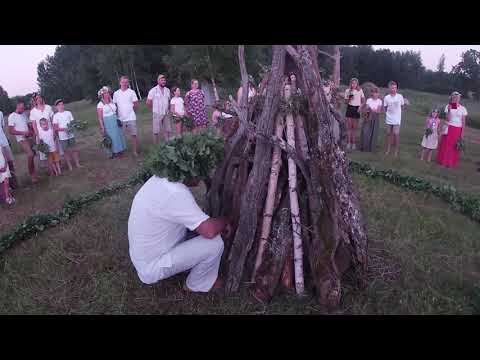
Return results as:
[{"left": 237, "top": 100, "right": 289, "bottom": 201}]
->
[
  {"left": 1, "top": 45, "right": 480, "bottom": 97},
  {"left": 372, "top": 45, "right": 480, "bottom": 72},
  {"left": 0, "top": 45, "right": 57, "bottom": 96}
]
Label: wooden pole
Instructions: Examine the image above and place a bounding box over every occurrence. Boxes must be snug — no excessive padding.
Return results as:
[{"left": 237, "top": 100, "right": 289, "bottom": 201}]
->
[
  {"left": 252, "top": 114, "right": 285, "bottom": 281},
  {"left": 284, "top": 84, "right": 305, "bottom": 296}
]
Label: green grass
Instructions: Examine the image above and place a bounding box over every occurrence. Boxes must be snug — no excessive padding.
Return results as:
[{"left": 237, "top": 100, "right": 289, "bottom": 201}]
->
[
  {"left": 347, "top": 88, "right": 480, "bottom": 195},
  {"left": 1, "top": 90, "right": 480, "bottom": 314}
]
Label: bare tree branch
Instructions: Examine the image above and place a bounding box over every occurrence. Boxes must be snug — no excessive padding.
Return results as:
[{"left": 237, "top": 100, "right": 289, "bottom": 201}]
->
[
  {"left": 317, "top": 49, "right": 342, "bottom": 60},
  {"left": 285, "top": 45, "right": 300, "bottom": 61}
]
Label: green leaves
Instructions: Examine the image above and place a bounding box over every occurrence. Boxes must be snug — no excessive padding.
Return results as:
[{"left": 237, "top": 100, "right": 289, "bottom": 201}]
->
[
  {"left": 100, "top": 135, "right": 112, "bottom": 150},
  {"left": 67, "top": 120, "right": 88, "bottom": 133},
  {"left": 144, "top": 132, "right": 224, "bottom": 183},
  {"left": 33, "top": 140, "right": 50, "bottom": 154},
  {"left": 350, "top": 160, "right": 480, "bottom": 223},
  {"left": 456, "top": 138, "right": 466, "bottom": 152}
]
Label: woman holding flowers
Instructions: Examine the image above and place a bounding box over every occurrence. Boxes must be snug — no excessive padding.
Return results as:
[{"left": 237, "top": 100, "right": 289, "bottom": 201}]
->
[
  {"left": 96, "top": 86, "right": 126, "bottom": 158},
  {"left": 437, "top": 91, "right": 467, "bottom": 168}
]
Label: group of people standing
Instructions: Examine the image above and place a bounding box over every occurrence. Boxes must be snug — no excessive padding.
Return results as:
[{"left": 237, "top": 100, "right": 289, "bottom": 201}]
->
[
  {"left": 96, "top": 75, "right": 212, "bottom": 159},
  {"left": 1, "top": 95, "right": 82, "bottom": 204},
  {"left": 342, "top": 78, "right": 468, "bottom": 169},
  {"left": 343, "top": 79, "right": 408, "bottom": 156}
]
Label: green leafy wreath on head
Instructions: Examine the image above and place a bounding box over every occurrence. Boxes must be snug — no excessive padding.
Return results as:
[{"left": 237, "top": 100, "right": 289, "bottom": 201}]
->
[{"left": 144, "top": 131, "right": 225, "bottom": 183}]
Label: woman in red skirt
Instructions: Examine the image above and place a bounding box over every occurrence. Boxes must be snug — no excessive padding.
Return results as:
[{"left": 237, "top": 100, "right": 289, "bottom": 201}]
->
[{"left": 437, "top": 91, "right": 467, "bottom": 168}]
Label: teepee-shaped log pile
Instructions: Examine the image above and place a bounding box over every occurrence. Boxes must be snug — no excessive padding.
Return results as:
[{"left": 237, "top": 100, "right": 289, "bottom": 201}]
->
[{"left": 207, "top": 45, "right": 368, "bottom": 308}]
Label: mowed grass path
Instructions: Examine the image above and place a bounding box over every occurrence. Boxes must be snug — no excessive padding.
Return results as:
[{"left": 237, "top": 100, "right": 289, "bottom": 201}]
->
[{"left": 1, "top": 91, "right": 479, "bottom": 314}]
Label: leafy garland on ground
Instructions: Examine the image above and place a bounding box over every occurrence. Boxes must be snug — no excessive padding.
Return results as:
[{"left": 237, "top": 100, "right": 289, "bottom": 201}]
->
[
  {"left": 349, "top": 160, "right": 480, "bottom": 223},
  {"left": 0, "top": 167, "right": 152, "bottom": 255},
  {"left": 2, "top": 146, "right": 478, "bottom": 256},
  {"left": 1, "top": 132, "right": 224, "bottom": 255}
]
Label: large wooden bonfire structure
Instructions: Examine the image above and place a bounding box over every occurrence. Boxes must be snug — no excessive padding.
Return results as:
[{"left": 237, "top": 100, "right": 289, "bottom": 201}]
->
[{"left": 207, "top": 45, "right": 368, "bottom": 308}]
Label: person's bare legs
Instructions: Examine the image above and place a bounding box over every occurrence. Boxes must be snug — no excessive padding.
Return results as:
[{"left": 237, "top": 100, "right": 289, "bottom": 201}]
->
[
  {"left": 345, "top": 118, "right": 352, "bottom": 149},
  {"left": 351, "top": 119, "right": 358, "bottom": 150},
  {"left": 64, "top": 150, "right": 73, "bottom": 171},
  {"left": 385, "top": 127, "right": 392, "bottom": 155},
  {"left": 131, "top": 135, "right": 138, "bottom": 156},
  {"left": 47, "top": 159, "right": 55, "bottom": 176},
  {"left": 420, "top": 148, "right": 426, "bottom": 161},
  {"left": 175, "top": 121, "right": 183, "bottom": 137},
  {"left": 2, "top": 178, "right": 14, "bottom": 204},
  {"left": 71, "top": 149, "right": 82, "bottom": 168},
  {"left": 427, "top": 149, "right": 433, "bottom": 162},
  {"left": 7, "top": 161, "right": 17, "bottom": 189},
  {"left": 393, "top": 133, "right": 400, "bottom": 157},
  {"left": 20, "top": 140, "right": 38, "bottom": 183},
  {"left": 55, "top": 161, "right": 62, "bottom": 175}
]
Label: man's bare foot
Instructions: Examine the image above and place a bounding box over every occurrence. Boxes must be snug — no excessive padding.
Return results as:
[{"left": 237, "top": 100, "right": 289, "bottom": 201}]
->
[
  {"left": 31, "top": 176, "right": 39, "bottom": 184},
  {"left": 76, "top": 164, "right": 84, "bottom": 168}
]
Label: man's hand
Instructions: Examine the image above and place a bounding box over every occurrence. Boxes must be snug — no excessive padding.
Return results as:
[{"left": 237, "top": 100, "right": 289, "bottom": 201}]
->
[
  {"left": 196, "top": 216, "right": 231, "bottom": 239},
  {"left": 222, "top": 221, "right": 233, "bottom": 238}
]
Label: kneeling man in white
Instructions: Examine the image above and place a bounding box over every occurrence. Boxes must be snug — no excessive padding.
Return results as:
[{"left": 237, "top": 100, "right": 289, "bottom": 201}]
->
[{"left": 128, "top": 175, "right": 230, "bottom": 292}]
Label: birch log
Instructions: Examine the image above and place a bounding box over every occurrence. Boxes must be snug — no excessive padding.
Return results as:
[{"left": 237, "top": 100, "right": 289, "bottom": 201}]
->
[
  {"left": 285, "top": 90, "right": 305, "bottom": 296},
  {"left": 252, "top": 114, "right": 285, "bottom": 281}
]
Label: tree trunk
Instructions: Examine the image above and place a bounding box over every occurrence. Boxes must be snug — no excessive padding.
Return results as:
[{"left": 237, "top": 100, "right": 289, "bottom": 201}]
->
[
  {"left": 132, "top": 65, "right": 142, "bottom": 100},
  {"left": 206, "top": 47, "right": 220, "bottom": 102},
  {"left": 252, "top": 114, "right": 285, "bottom": 281},
  {"left": 332, "top": 45, "right": 341, "bottom": 87},
  {"left": 286, "top": 45, "right": 368, "bottom": 308},
  {"left": 225, "top": 45, "right": 286, "bottom": 294}
]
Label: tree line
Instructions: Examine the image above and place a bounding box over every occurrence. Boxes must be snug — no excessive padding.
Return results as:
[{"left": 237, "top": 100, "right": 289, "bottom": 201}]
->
[
  {"left": 1, "top": 45, "right": 479, "bottom": 114},
  {"left": 322, "top": 45, "right": 480, "bottom": 99}
]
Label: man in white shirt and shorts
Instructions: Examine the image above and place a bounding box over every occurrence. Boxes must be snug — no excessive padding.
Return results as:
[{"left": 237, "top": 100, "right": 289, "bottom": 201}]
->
[
  {"left": 8, "top": 100, "right": 38, "bottom": 184},
  {"left": 383, "top": 80, "right": 407, "bottom": 157},
  {"left": 128, "top": 141, "right": 231, "bottom": 292},
  {"left": 147, "top": 74, "right": 171, "bottom": 144},
  {"left": 113, "top": 76, "right": 139, "bottom": 156}
]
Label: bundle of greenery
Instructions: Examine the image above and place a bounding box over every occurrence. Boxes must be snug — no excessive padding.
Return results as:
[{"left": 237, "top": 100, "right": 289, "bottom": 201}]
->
[
  {"left": 33, "top": 140, "right": 50, "bottom": 154},
  {"left": 425, "top": 128, "right": 433, "bottom": 137},
  {"left": 181, "top": 116, "right": 195, "bottom": 131},
  {"left": 144, "top": 131, "right": 225, "bottom": 182},
  {"left": 67, "top": 120, "right": 88, "bottom": 133},
  {"left": 456, "top": 138, "right": 466, "bottom": 152},
  {"left": 100, "top": 135, "right": 112, "bottom": 149}
]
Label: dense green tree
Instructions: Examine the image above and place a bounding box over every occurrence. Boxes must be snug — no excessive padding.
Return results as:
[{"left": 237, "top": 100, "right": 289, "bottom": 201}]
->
[
  {"left": 452, "top": 49, "right": 480, "bottom": 100},
  {"left": 0, "top": 86, "right": 14, "bottom": 114},
  {"left": 34, "top": 45, "right": 480, "bottom": 103}
]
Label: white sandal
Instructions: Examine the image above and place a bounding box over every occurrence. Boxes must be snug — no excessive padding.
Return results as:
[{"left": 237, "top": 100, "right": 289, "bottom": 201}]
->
[{"left": 6, "top": 196, "right": 15, "bottom": 205}]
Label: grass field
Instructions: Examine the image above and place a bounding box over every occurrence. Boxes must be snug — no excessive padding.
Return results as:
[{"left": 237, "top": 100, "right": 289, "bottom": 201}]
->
[{"left": 1, "top": 90, "right": 479, "bottom": 315}]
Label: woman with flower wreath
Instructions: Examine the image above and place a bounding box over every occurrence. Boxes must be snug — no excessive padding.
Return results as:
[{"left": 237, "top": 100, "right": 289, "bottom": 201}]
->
[
  {"left": 96, "top": 86, "right": 126, "bottom": 158},
  {"left": 437, "top": 91, "right": 467, "bottom": 168}
]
